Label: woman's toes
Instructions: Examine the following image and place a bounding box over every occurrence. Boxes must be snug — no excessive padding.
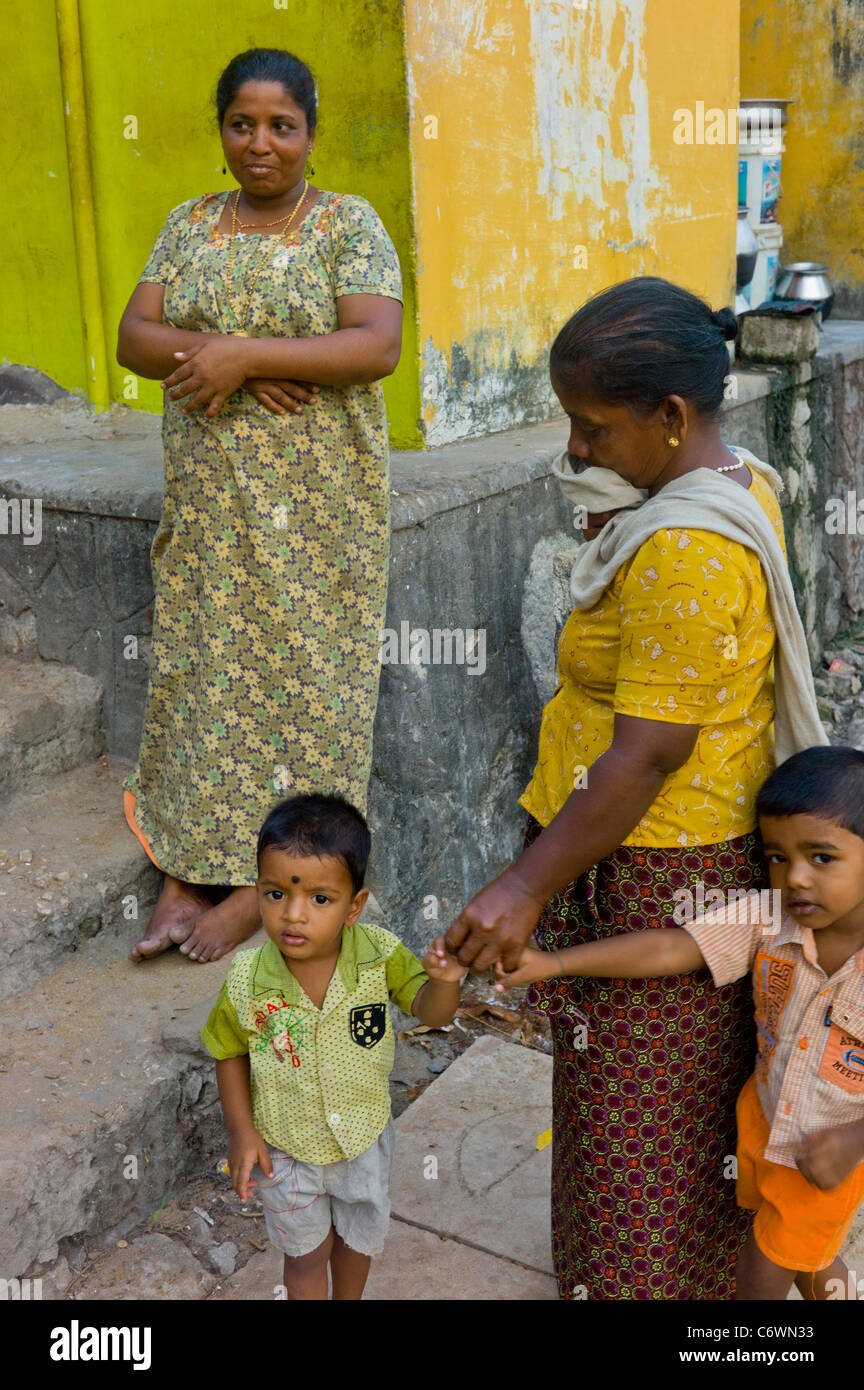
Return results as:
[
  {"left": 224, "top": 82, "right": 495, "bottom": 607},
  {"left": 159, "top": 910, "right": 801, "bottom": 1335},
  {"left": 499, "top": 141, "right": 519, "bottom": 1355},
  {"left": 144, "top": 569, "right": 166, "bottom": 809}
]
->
[
  {"left": 129, "top": 931, "right": 173, "bottom": 961},
  {"left": 168, "top": 916, "right": 197, "bottom": 944}
]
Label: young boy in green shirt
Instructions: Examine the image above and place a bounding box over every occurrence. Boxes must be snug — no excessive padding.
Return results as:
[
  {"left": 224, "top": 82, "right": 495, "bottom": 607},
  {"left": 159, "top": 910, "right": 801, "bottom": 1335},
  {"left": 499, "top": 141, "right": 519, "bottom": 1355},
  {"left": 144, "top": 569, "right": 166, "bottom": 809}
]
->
[{"left": 201, "top": 793, "right": 464, "bottom": 1300}]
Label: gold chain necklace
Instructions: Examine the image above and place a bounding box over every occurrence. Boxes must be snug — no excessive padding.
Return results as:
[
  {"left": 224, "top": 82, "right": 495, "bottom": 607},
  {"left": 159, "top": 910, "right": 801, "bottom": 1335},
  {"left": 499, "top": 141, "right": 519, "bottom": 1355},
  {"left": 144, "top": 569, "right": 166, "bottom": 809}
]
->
[
  {"left": 225, "top": 182, "right": 308, "bottom": 332},
  {"left": 235, "top": 199, "right": 303, "bottom": 229}
]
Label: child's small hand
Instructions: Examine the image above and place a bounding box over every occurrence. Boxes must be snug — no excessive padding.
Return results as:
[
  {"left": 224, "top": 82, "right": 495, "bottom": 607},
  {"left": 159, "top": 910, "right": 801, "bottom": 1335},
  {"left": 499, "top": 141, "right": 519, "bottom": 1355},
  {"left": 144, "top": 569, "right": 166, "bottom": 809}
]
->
[
  {"left": 421, "top": 936, "right": 467, "bottom": 983},
  {"left": 796, "top": 1121, "right": 864, "bottom": 1191},
  {"left": 228, "top": 1129, "right": 273, "bottom": 1203},
  {"left": 493, "top": 947, "right": 559, "bottom": 993}
]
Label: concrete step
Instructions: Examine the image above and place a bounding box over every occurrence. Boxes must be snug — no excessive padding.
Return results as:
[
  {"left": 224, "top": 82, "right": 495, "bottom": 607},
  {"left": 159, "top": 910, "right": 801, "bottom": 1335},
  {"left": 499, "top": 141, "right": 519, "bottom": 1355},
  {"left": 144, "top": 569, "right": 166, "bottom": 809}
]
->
[
  {"left": 0, "top": 656, "right": 105, "bottom": 800},
  {"left": 0, "top": 919, "right": 256, "bottom": 1273},
  {"left": 0, "top": 755, "right": 160, "bottom": 1002}
]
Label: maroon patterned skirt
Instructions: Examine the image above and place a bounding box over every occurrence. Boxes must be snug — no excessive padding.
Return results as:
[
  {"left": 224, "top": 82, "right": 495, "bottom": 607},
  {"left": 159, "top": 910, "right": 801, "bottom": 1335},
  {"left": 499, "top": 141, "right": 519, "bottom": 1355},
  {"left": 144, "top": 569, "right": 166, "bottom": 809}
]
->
[{"left": 524, "top": 814, "right": 762, "bottom": 1300}]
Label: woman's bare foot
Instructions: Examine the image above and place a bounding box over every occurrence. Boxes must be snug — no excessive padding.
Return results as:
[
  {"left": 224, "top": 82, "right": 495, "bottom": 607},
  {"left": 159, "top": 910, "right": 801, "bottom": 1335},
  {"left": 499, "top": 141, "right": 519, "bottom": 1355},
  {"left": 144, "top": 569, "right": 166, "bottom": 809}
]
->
[
  {"left": 130, "top": 875, "right": 213, "bottom": 962},
  {"left": 178, "top": 885, "right": 262, "bottom": 963}
]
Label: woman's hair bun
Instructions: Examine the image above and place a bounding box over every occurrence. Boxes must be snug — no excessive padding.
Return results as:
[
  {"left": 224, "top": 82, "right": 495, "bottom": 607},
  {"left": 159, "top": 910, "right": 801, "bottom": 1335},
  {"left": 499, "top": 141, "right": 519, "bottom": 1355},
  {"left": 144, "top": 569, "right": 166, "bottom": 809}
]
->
[{"left": 712, "top": 306, "right": 739, "bottom": 341}]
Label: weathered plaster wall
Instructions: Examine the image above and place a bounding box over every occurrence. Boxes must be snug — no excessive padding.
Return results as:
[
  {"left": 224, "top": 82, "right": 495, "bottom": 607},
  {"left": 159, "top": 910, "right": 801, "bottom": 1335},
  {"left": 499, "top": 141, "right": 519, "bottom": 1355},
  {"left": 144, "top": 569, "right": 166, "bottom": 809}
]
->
[
  {"left": 741, "top": 0, "right": 864, "bottom": 316},
  {"left": 405, "top": 0, "right": 740, "bottom": 445},
  {"left": 3, "top": 0, "right": 422, "bottom": 446}
]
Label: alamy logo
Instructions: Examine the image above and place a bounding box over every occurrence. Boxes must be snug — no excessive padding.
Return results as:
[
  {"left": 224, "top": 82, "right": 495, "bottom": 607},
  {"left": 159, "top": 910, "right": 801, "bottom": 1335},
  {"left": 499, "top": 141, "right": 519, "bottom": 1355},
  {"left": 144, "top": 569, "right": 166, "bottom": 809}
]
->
[
  {"left": 49, "top": 1321, "right": 151, "bottom": 1371},
  {"left": 379, "top": 621, "right": 486, "bottom": 676},
  {"left": 0, "top": 1276, "right": 42, "bottom": 1299},
  {"left": 672, "top": 885, "right": 783, "bottom": 936},
  {"left": 0, "top": 496, "right": 42, "bottom": 545}
]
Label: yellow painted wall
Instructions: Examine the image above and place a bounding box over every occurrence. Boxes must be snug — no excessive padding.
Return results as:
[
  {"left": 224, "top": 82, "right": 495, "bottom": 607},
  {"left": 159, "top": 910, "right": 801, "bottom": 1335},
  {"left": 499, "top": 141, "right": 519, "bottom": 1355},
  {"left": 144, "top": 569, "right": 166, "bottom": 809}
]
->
[
  {"left": 4, "top": 1, "right": 421, "bottom": 447},
  {"left": 741, "top": 0, "right": 864, "bottom": 315},
  {"left": 5, "top": 0, "right": 87, "bottom": 392},
  {"left": 8, "top": 0, "right": 748, "bottom": 450},
  {"left": 405, "top": 0, "right": 741, "bottom": 445}
]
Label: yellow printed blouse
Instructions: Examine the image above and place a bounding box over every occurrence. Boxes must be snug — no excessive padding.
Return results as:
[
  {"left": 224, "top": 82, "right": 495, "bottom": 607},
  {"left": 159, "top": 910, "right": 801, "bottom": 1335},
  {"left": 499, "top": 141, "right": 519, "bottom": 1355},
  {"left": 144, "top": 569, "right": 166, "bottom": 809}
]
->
[
  {"left": 520, "top": 461, "right": 787, "bottom": 847},
  {"left": 201, "top": 922, "right": 428, "bottom": 1163}
]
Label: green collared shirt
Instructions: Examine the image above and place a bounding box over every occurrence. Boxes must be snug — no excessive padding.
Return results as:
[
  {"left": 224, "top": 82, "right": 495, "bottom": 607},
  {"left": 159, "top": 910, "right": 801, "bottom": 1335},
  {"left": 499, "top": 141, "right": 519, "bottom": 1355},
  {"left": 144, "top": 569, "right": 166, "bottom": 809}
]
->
[{"left": 201, "top": 922, "right": 428, "bottom": 1163}]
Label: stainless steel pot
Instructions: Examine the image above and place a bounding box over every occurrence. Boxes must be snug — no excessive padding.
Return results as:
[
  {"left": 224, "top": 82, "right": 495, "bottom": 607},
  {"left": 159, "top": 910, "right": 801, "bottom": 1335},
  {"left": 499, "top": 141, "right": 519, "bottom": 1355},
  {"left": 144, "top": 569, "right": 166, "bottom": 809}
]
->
[{"left": 775, "top": 262, "right": 834, "bottom": 319}]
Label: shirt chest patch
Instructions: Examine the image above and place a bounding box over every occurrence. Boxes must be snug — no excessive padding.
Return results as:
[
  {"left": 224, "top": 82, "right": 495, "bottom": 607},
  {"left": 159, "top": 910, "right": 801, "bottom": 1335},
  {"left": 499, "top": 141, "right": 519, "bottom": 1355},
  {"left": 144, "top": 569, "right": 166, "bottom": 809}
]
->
[
  {"left": 350, "top": 1003, "right": 387, "bottom": 1048},
  {"left": 819, "top": 1000, "right": 864, "bottom": 1095},
  {"left": 249, "top": 998, "right": 309, "bottom": 1068},
  {"left": 753, "top": 951, "right": 795, "bottom": 1064}
]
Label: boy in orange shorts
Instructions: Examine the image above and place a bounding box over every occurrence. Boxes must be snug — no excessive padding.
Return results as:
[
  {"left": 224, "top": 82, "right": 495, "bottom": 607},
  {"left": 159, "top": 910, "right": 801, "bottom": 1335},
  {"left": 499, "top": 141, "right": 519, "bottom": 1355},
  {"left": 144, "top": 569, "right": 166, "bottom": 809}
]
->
[{"left": 495, "top": 745, "right": 864, "bottom": 1300}]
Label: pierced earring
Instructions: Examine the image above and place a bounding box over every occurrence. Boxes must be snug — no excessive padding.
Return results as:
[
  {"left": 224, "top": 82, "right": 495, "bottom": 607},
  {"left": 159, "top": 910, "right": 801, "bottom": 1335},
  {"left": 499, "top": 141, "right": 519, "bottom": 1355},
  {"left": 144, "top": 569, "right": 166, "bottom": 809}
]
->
[
  {"left": 668, "top": 437, "right": 679, "bottom": 447},
  {"left": 306, "top": 162, "right": 316, "bottom": 177}
]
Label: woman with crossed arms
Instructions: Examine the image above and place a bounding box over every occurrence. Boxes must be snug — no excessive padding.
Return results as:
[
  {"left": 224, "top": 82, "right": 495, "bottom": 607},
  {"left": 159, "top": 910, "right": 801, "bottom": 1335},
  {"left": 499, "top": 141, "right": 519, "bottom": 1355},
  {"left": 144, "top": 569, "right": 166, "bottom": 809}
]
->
[{"left": 118, "top": 48, "right": 402, "bottom": 963}]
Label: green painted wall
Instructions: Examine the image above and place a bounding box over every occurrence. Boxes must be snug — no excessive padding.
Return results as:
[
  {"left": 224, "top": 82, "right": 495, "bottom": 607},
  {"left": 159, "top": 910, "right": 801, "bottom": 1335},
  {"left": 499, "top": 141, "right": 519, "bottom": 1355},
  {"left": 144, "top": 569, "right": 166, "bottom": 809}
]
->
[
  {"left": 5, "top": 1, "right": 421, "bottom": 448},
  {"left": 5, "top": 0, "right": 87, "bottom": 391}
]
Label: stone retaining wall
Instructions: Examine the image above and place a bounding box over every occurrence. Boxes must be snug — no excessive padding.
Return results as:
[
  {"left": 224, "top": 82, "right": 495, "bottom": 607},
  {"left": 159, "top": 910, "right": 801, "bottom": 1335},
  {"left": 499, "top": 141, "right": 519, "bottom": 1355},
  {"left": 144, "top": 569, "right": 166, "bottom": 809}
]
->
[{"left": 2, "top": 320, "right": 864, "bottom": 952}]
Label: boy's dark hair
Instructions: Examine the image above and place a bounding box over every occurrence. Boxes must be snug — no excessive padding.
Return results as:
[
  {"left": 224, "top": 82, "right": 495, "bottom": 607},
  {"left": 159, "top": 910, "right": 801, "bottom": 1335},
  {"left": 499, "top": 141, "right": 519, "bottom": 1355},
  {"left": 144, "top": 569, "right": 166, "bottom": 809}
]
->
[
  {"left": 756, "top": 746, "right": 864, "bottom": 840},
  {"left": 256, "top": 794, "right": 370, "bottom": 894}
]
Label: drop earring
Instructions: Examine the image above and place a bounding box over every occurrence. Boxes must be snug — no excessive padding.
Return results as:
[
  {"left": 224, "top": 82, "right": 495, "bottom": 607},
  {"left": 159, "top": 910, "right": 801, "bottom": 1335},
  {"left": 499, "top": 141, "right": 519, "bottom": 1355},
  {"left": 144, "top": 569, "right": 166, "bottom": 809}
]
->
[
  {"left": 222, "top": 165, "right": 227, "bottom": 175},
  {"left": 306, "top": 162, "right": 316, "bottom": 177}
]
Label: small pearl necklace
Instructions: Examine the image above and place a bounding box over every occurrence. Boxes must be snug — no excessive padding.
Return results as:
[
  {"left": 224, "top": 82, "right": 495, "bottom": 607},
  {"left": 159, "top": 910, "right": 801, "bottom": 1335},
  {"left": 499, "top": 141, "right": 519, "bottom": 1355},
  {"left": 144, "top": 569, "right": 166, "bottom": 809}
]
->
[{"left": 715, "top": 450, "right": 746, "bottom": 473}]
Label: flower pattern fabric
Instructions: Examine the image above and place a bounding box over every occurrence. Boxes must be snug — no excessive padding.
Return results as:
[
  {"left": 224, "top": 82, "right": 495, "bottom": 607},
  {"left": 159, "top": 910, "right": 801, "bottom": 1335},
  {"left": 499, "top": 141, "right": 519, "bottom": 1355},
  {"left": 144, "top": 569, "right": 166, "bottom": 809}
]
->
[{"left": 123, "top": 191, "right": 402, "bottom": 884}]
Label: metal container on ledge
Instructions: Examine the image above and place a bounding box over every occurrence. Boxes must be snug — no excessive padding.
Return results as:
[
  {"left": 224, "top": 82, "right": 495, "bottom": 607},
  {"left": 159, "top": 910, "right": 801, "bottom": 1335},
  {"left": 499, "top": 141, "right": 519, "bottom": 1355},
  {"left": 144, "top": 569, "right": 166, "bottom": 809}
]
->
[{"left": 775, "top": 262, "right": 834, "bottom": 320}]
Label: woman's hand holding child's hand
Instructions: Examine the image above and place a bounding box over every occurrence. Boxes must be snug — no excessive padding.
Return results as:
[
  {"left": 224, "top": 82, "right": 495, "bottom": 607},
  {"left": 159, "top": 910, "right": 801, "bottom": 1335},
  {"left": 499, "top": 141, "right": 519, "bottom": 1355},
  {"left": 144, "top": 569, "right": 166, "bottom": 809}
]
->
[
  {"left": 228, "top": 1128, "right": 274, "bottom": 1203},
  {"left": 421, "top": 936, "right": 468, "bottom": 983},
  {"left": 493, "top": 946, "right": 560, "bottom": 993}
]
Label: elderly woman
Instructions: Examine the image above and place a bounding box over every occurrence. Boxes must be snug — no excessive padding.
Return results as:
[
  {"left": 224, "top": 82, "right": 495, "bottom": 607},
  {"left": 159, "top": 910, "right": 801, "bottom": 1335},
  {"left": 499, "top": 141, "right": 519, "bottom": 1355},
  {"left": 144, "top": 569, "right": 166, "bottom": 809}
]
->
[
  {"left": 117, "top": 48, "right": 402, "bottom": 963},
  {"left": 445, "top": 277, "right": 826, "bottom": 1300}
]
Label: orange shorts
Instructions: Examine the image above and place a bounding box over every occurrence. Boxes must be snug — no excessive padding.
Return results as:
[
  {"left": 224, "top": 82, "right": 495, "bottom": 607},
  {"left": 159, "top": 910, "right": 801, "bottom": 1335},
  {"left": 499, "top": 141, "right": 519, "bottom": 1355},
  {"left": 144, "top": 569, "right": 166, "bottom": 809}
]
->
[{"left": 735, "top": 1072, "right": 864, "bottom": 1272}]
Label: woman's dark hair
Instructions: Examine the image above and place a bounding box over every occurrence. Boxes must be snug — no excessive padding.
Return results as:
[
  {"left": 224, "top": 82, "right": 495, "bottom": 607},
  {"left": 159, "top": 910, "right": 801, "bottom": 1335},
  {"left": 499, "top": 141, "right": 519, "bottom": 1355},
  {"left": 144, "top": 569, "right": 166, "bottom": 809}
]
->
[
  {"left": 216, "top": 49, "right": 317, "bottom": 132},
  {"left": 756, "top": 746, "right": 864, "bottom": 841},
  {"left": 257, "top": 793, "right": 370, "bottom": 894},
  {"left": 550, "top": 276, "right": 738, "bottom": 419}
]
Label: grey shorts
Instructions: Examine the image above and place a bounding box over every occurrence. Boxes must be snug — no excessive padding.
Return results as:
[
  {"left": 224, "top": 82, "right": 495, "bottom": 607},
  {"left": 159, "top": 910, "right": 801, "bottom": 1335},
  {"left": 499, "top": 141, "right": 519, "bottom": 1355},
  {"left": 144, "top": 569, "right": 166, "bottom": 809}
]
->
[{"left": 251, "top": 1119, "right": 394, "bottom": 1259}]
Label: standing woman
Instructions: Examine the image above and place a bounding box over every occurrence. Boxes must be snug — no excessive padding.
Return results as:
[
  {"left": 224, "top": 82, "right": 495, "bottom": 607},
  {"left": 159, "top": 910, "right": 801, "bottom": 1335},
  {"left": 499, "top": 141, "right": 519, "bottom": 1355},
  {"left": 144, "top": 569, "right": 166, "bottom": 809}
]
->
[
  {"left": 445, "top": 278, "right": 826, "bottom": 1299},
  {"left": 117, "top": 49, "right": 402, "bottom": 963}
]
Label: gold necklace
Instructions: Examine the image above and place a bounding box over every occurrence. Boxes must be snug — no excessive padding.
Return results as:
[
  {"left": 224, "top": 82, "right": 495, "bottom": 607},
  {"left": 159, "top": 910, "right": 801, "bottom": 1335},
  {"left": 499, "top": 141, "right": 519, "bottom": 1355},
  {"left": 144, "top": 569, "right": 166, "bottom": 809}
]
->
[
  {"left": 235, "top": 196, "right": 305, "bottom": 229},
  {"left": 226, "top": 182, "right": 308, "bottom": 331}
]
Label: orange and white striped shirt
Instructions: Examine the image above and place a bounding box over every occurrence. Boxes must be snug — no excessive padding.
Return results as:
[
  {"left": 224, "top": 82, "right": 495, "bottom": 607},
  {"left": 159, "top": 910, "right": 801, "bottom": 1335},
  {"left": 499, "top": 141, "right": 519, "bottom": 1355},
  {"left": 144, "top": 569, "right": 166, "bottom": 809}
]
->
[{"left": 684, "top": 906, "right": 864, "bottom": 1167}]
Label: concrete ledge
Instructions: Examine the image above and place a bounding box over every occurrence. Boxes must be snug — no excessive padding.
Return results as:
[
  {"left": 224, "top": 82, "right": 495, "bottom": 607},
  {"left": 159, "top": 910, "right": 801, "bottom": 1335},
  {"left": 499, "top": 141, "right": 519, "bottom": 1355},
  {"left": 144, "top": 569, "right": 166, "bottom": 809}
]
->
[
  {"left": 0, "top": 319, "right": 862, "bottom": 528},
  {"left": 388, "top": 1033, "right": 554, "bottom": 1274},
  {"left": 0, "top": 410, "right": 567, "bottom": 532},
  {"left": 2, "top": 320, "right": 862, "bottom": 530}
]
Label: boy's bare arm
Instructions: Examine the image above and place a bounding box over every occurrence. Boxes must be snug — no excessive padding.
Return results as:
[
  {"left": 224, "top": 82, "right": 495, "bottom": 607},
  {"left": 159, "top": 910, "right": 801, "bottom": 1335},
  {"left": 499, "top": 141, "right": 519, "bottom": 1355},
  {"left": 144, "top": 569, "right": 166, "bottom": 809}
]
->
[
  {"left": 411, "top": 978, "right": 462, "bottom": 1029},
  {"left": 215, "top": 1055, "right": 257, "bottom": 1134},
  {"left": 215, "top": 1055, "right": 273, "bottom": 1200},
  {"left": 496, "top": 927, "right": 707, "bottom": 990},
  {"left": 411, "top": 938, "right": 466, "bottom": 1028}
]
